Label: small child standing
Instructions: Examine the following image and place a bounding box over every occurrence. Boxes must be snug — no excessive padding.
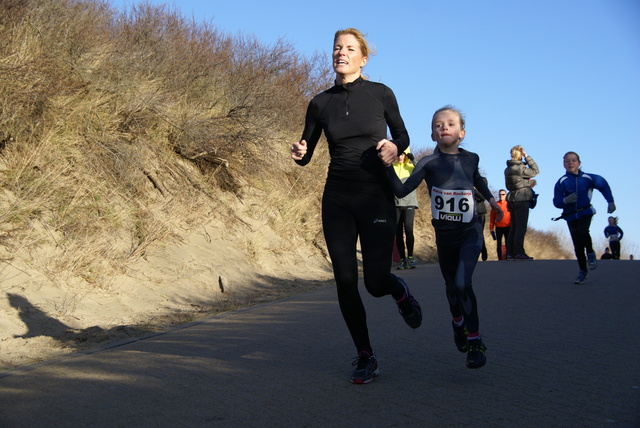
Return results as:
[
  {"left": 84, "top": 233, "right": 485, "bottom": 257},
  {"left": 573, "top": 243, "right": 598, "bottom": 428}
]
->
[
  {"left": 384, "top": 105, "right": 503, "bottom": 369},
  {"left": 553, "top": 151, "right": 616, "bottom": 284}
]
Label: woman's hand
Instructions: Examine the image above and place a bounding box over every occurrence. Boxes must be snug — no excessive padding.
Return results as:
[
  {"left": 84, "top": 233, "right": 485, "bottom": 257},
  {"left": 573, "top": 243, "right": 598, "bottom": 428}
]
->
[
  {"left": 291, "top": 140, "right": 307, "bottom": 160},
  {"left": 376, "top": 139, "right": 398, "bottom": 166}
]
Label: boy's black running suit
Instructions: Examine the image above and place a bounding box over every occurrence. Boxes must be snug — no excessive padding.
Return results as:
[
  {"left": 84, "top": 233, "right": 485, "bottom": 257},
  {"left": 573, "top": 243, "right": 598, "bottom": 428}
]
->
[{"left": 388, "top": 148, "right": 493, "bottom": 336}]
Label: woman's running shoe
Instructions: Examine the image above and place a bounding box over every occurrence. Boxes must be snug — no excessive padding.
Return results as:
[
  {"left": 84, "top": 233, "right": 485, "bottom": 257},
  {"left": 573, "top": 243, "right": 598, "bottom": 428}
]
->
[{"left": 349, "top": 351, "right": 379, "bottom": 384}]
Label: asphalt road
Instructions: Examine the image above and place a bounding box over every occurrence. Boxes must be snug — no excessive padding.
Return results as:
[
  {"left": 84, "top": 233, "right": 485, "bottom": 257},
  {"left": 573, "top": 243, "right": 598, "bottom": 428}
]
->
[{"left": 0, "top": 259, "right": 638, "bottom": 427}]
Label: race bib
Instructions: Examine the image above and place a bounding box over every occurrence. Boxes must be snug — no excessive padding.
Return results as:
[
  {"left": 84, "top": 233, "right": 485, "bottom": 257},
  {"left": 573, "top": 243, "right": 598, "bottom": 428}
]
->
[{"left": 431, "top": 186, "right": 474, "bottom": 223}]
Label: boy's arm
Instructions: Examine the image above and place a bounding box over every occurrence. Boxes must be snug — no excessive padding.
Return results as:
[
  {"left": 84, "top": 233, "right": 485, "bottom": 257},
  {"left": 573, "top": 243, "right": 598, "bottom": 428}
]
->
[{"left": 386, "top": 158, "right": 425, "bottom": 198}]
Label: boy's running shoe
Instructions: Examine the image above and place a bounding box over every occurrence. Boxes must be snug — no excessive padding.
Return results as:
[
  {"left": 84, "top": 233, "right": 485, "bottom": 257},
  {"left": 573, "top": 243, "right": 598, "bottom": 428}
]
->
[
  {"left": 452, "top": 322, "right": 469, "bottom": 352},
  {"left": 574, "top": 270, "right": 588, "bottom": 284},
  {"left": 466, "top": 338, "right": 487, "bottom": 369},
  {"left": 395, "top": 277, "right": 422, "bottom": 329},
  {"left": 587, "top": 252, "right": 597, "bottom": 270},
  {"left": 396, "top": 258, "right": 407, "bottom": 270},
  {"left": 349, "top": 351, "right": 379, "bottom": 384},
  {"left": 407, "top": 256, "right": 417, "bottom": 269}
]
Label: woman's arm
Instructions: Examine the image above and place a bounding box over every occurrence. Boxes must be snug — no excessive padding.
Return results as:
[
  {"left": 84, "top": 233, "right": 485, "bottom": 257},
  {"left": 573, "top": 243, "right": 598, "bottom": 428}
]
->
[
  {"left": 294, "top": 99, "right": 323, "bottom": 166},
  {"left": 521, "top": 156, "right": 539, "bottom": 178}
]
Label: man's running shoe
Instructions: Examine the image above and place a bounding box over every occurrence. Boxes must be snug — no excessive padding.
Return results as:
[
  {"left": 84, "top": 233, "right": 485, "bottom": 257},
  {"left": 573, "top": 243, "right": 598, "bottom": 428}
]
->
[
  {"left": 407, "top": 256, "right": 417, "bottom": 269},
  {"left": 515, "top": 254, "right": 533, "bottom": 260},
  {"left": 396, "top": 258, "right": 407, "bottom": 270},
  {"left": 587, "top": 252, "right": 597, "bottom": 270},
  {"left": 574, "top": 270, "right": 588, "bottom": 284},
  {"left": 349, "top": 351, "right": 379, "bottom": 384},
  {"left": 466, "top": 338, "right": 487, "bottom": 369},
  {"left": 452, "top": 322, "right": 468, "bottom": 353},
  {"left": 395, "top": 277, "right": 422, "bottom": 329}
]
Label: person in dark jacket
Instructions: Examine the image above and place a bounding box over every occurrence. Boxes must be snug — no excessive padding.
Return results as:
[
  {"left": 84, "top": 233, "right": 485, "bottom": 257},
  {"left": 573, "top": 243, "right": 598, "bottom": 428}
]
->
[
  {"left": 290, "top": 28, "right": 421, "bottom": 385},
  {"left": 504, "top": 145, "right": 539, "bottom": 260},
  {"left": 604, "top": 216, "right": 623, "bottom": 260},
  {"left": 553, "top": 151, "right": 616, "bottom": 284}
]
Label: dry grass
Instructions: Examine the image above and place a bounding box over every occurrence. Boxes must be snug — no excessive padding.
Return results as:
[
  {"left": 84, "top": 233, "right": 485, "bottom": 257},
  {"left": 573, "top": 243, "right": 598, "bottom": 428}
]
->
[{"left": 0, "top": 0, "right": 568, "bottom": 294}]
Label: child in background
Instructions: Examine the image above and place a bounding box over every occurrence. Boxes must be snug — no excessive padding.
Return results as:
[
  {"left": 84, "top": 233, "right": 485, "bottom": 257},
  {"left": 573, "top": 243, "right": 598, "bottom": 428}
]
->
[
  {"left": 604, "top": 216, "right": 623, "bottom": 260},
  {"left": 553, "top": 151, "right": 616, "bottom": 284},
  {"left": 384, "top": 105, "right": 503, "bottom": 369}
]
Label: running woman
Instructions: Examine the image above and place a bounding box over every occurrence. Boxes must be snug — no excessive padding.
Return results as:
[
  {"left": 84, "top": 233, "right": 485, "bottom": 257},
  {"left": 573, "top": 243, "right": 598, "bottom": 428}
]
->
[
  {"left": 553, "top": 151, "right": 616, "bottom": 284},
  {"left": 290, "top": 28, "right": 421, "bottom": 384},
  {"left": 384, "top": 106, "right": 503, "bottom": 369}
]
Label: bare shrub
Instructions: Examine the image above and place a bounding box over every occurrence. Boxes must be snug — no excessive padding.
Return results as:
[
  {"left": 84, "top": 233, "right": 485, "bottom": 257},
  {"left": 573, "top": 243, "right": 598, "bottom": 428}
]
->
[
  {"left": 0, "top": 0, "right": 332, "bottom": 286},
  {"left": 0, "top": 0, "right": 565, "bottom": 291}
]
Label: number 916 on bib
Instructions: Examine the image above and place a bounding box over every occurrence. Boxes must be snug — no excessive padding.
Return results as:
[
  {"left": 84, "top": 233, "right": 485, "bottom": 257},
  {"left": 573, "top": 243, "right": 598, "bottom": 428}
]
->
[{"left": 430, "top": 186, "right": 473, "bottom": 223}]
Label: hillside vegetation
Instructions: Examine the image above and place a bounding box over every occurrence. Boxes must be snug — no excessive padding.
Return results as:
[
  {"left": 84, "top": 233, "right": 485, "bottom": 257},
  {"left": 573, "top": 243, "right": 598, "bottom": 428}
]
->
[{"left": 0, "top": 0, "right": 569, "bottom": 368}]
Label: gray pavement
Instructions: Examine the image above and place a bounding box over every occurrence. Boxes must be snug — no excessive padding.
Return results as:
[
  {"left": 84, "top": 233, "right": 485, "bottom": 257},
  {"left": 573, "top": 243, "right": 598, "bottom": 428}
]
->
[{"left": 0, "top": 260, "right": 639, "bottom": 427}]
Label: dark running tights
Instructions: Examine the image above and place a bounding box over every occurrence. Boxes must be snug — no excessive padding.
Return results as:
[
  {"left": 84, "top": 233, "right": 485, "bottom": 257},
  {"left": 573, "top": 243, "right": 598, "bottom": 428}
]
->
[
  {"left": 496, "top": 226, "right": 510, "bottom": 259},
  {"left": 609, "top": 241, "right": 621, "bottom": 259},
  {"left": 567, "top": 214, "right": 594, "bottom": 271},
  {"left": 436, "top": 222, "right": 483, "bottom": 334},
  {"left": 396, "top": 207, "right": 415, "bottom": 259},
  {"left": 322, "top": 188, "right": 406, "bottom": 354},
  {"left": 507, "top": 201, "right": 530, "bottom": 257}
]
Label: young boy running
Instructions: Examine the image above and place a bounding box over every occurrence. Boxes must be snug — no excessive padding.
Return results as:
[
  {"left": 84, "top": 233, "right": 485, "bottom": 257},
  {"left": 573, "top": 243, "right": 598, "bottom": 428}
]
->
[{"left": 382, "top": 105, "right": 503, "bottom": 368}]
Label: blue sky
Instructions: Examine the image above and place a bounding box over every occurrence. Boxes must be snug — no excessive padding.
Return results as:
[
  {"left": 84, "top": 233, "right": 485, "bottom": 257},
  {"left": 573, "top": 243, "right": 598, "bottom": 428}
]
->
[{"left": 111, "top": 0, "right": 640, "bottom": 256}]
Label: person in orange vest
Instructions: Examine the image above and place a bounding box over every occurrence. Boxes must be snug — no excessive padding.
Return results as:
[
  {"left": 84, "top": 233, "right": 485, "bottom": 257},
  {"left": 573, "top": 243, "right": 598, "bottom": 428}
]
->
[{"left": 489, "top": 189, "right": 511, "bottom": 260}]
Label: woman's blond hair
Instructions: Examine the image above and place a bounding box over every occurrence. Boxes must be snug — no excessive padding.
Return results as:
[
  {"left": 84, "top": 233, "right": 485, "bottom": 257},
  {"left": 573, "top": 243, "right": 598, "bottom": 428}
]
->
[
  {"left": 510, "top": 145, "right": 524, "bottom": 161},
  {"left": 334, "top": 28, "right": 375, "bottom": 59}
]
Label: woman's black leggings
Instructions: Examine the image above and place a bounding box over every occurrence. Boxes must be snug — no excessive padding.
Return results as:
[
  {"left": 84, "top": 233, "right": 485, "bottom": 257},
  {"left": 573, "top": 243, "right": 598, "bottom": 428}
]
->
[
  {"left": 322, "top": 187, "right": 405, "bottom": 354},
  {"left": 436, "top": 222, "right": 483, "bottom": 334},
  {"left": 396, "top": 207, "right": 415, "bottom": 259},
  {"left": 507, "top": 201, "right": 530, "bottom": 257},
  {"left": 567, "top": 214, "right": 594, "bottom": 271}
]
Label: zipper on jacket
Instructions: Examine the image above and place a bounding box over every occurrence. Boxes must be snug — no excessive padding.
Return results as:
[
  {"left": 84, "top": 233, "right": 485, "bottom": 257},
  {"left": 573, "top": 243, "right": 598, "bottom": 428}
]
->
[{"left": 345, "top": 91, "right": 350, "bottom": 116}]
